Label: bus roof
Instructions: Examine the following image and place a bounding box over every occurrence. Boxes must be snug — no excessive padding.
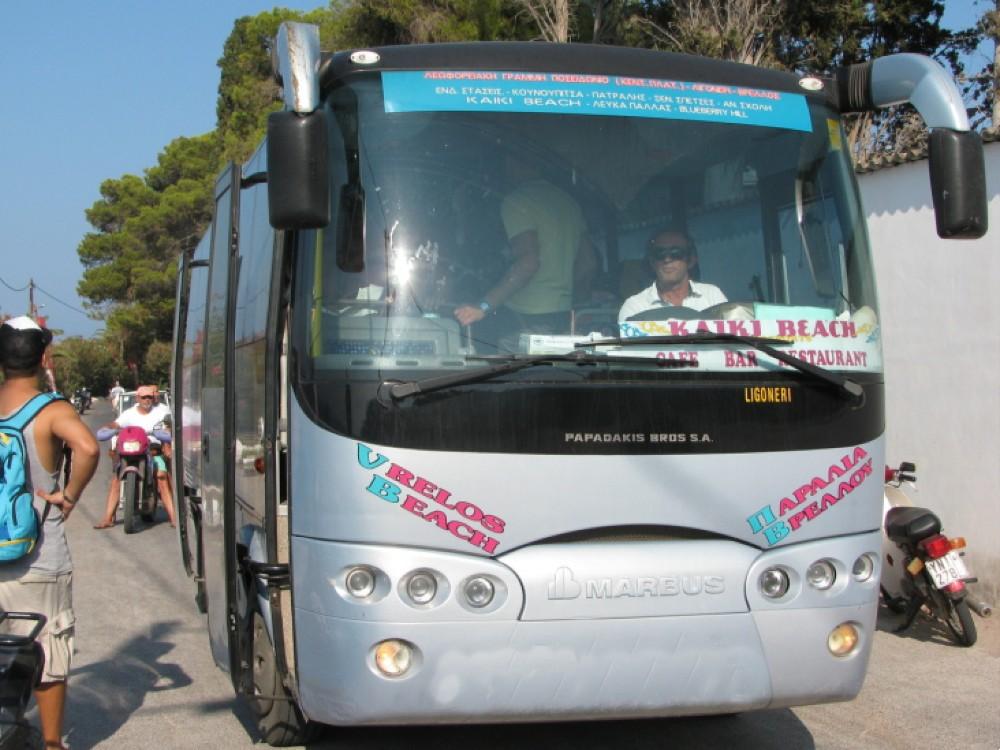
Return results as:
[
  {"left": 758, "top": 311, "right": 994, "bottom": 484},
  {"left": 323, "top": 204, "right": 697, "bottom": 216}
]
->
[{"left": 321, "top": 42, "right": 828, "bottom": 102}]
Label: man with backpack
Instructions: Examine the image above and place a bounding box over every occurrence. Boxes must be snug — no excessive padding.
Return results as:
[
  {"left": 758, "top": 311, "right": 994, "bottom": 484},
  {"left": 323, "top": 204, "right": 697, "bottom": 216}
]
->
[{"left": 0, "top": 316, "right": 98, "bottom": 750}]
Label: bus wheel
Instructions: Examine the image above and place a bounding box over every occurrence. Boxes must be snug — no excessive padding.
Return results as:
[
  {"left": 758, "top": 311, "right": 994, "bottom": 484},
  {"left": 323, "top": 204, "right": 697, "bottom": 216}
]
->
[{"left": 249, "top": 611, "right": 316, "bottom": 746}]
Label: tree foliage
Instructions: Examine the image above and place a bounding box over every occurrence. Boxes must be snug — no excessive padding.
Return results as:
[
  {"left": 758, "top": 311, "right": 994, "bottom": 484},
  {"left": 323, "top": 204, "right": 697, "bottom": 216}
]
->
[
  {"left": 142, "top": 340, "right": 174, "bottom": 389},
  {"left": 50, "top": 337, "right": 122, "bottom": 397},
  {"left": 77, "top": 133, "right": 220, "bottom": 365},
  {"left": 775, "top": 0, "right": 966, "bottom": 164},
  {"left": 331, "top": 0, "right": 533, "bottom": 45}
]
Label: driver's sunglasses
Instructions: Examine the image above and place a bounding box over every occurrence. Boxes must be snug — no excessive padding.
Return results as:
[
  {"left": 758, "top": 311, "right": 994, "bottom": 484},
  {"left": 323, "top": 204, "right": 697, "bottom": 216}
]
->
[
  {"left": 139, "top": 395, "right": 156, "bottom": 401},
  {"left": 648, "top": 245, "right": 690, "bottom": 263}
]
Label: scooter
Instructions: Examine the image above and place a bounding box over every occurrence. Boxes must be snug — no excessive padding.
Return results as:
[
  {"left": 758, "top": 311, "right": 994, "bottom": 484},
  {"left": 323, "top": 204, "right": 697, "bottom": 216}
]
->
[
  {"left": 97, "top": 426, "right": 171, "bottom": 534},
  {"left": 0, "top": 611, "right": 45, "bottom": 749},
  {"left": 71, "top": 388, "right": 91, "bottom": 414},
  {"left": 881, "top": 462, "right": 992, "bottom": 647}
]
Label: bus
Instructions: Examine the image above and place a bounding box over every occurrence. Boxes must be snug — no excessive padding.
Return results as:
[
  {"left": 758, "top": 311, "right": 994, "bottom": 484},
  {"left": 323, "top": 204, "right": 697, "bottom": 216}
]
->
[{"left": 171, "top": 22, "right": 987, "bottom": 745}]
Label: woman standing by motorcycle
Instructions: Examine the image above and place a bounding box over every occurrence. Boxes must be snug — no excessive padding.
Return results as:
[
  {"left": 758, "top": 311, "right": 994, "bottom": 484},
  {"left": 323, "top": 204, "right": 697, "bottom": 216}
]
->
[{"left": 92, "top": 385, "right": 176, "bottom": 529}]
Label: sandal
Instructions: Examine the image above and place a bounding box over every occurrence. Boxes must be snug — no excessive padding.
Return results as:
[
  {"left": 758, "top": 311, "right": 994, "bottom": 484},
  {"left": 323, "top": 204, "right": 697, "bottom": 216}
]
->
[{"left": 93, "top": 521, "right": 115, "bottom": 529}]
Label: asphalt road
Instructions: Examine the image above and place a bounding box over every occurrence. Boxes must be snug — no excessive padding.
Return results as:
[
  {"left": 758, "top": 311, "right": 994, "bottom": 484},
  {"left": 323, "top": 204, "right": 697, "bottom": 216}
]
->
[{"left": 28, "top": 399, "right": 999, "bottom": 749}]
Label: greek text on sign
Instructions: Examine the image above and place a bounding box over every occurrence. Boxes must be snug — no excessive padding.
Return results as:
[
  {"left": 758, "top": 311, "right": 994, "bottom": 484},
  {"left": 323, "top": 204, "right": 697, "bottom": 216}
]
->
[
  {"left": 745, "top": 446, "right": 874, "bottom": 546},
  {"left": 382, "top": 71, "right": 812, "bottom": 132}
]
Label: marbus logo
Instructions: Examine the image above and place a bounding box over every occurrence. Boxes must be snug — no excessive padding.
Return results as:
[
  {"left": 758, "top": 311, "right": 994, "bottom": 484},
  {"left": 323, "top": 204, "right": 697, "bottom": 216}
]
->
[
  {"left": 548, "top": 567, "right": 582, "bottom": 600},
  {"left": 546, "top": 566, "right": 725, "bottom": 600}
]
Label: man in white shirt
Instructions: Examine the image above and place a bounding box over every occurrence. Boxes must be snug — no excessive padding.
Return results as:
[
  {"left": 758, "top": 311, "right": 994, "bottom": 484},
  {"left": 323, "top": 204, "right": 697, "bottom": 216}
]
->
[
  {"left": 93, "top": 385, "right": 176, "bottom": 528},
  {"left": 618, "top": 229, "right": 727, "bottom": 323},
  {"left": 109, "top": 380, "right": 125, "bottom": 411}
]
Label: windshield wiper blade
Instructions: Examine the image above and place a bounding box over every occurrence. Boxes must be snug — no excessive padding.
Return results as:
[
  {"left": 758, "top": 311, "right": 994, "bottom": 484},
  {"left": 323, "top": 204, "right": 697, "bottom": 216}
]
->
[
  {"left": 381, "top": 350, "right": 695, "bottom": 402},
  {"left": 578, "top": 331, "right": 864, "bottom": 399}
]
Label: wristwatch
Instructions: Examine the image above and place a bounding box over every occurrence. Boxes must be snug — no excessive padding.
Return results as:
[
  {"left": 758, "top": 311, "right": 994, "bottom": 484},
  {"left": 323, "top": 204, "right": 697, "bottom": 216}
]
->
[{"left": 478, "top": 301, "right": 492, "bottom": 314}]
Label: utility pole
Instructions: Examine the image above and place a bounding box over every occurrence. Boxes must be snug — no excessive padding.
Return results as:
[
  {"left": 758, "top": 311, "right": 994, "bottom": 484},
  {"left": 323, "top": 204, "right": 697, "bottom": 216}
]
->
[{"left": 28, "top": 278, "right": 57, "bottom": 392}]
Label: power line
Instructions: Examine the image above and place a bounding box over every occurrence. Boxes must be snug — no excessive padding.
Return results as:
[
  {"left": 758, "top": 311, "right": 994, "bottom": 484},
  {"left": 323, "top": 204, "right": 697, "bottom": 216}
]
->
[
  {"left": 34, "top": 284, "right": 90, "bottom": 317},
  {"left": 0, "top": 275, "right": 30, "bottom": 292}
]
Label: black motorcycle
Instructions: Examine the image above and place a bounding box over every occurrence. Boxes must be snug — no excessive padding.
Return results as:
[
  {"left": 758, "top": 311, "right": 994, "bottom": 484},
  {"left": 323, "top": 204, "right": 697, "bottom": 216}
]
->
[
  {"left": 881, "top": 462, "right": 992, "bottom": 647},
  {"left": 71, "top": 388, "right": 91, "bottom": 414},
  {"left": 0, "top": 611, "right": 45, "bottom": 749}
]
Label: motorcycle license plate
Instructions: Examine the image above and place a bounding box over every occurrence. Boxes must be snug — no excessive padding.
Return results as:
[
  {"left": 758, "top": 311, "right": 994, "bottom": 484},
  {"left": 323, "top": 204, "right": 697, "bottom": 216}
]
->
[{"left": 925, "top": 551, "right": 970, "bottom": 589}]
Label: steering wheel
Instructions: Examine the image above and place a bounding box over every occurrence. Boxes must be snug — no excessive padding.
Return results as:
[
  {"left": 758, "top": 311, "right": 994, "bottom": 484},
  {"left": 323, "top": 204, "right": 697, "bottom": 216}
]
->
[
  {"left": 701, "top": 301, "right": 756, "bottom": 320},
  {"left": 626, "top": 305, "right": 704, "bottom": 322},
  {"left": 627, "top": 301, "right": 757, "bottom": 322}
]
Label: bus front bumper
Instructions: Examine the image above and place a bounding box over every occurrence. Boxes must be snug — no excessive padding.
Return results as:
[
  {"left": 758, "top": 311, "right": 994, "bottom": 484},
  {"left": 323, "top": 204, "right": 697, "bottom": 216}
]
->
[{"left": 293, "top": 602, "right": 876, "bottom": 725}]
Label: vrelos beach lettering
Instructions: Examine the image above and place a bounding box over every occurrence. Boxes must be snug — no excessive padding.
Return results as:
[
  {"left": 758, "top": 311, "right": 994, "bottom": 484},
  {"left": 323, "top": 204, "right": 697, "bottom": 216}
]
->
[{"left": 357, "top": 443, "right": 505, "bottom": 554}]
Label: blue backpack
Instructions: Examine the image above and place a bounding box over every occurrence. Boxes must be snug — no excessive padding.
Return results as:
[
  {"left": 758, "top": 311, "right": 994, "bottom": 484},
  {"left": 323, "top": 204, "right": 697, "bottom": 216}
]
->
[{"left": 0, "top": 393, "right": 62, "bottom": 562}]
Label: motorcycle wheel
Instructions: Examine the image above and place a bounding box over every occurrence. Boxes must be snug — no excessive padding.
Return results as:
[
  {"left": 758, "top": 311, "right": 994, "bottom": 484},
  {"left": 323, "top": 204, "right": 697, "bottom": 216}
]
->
[
  {"left": 122, "top": 473, "right": 141, "bottom": 534},
  {"left": 140, "top": 482, "right": 157, "bottom": 523},
  {"left": 943, "top": 597, "right": 977, "bottom": 647}
]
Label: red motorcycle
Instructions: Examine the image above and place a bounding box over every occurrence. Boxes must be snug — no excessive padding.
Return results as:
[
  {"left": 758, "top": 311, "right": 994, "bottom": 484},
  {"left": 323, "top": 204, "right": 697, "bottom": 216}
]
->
[{"left": 114, "top": 426, "right": 171, "bottom": 535}]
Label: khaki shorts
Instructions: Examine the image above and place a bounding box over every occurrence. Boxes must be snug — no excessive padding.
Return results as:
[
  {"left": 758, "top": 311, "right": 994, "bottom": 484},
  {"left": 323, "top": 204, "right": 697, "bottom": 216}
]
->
[{"left": 0, "top": 572, "right": 74, "bottom": 682}]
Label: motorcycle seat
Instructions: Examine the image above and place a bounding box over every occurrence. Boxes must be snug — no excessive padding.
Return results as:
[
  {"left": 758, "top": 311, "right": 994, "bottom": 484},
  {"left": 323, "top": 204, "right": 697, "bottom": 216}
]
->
[{"left": 885, "top": 506, "right": 941, "bottom": 544}]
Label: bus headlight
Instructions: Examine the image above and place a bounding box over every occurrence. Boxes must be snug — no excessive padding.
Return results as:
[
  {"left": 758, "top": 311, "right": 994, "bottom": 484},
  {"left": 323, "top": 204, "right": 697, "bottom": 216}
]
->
[
  {"left": 463, "top": 576, "right": 495, "bottom": 608},
  {"left": 828, "top": 622, "right": 860, "bottom": 656},
  {"left": 851, "top": 553, "right": 876, "bottom": 582},
  {"left": 759, "top": 567, "right": 789, "bottom": 599},
  {"left": 806, "top": 559, "right": 836, "bottom": 590},
  {"left": 345, "top": 566, "right": 376, "bottom": 599},
  {"left": 404, "top": 570, "right": 438, "bottom": 605},
  {"left": 373, "top": 639, "right": 415, "bottom": 677}
]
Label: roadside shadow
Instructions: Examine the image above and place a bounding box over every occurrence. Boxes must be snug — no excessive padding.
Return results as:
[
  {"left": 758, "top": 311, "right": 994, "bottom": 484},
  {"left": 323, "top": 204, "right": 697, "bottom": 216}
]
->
[
  {"left": 303, "top": 710, "right": 815, "bottom": 749},
  {"left": 194, "top": 694, "right": 263, "bottom": 743},
  {"left": 875, "top": 601, "right": 963, "bottom": 647},
  {"left": 55, "top": 620, "right": 193, "bottom": 749}
]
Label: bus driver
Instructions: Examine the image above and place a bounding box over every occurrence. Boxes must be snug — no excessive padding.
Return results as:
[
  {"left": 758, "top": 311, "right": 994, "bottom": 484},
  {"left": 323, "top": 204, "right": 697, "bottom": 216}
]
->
[{"left": 618, "top": 229, "right": 727, "bottom": 323}]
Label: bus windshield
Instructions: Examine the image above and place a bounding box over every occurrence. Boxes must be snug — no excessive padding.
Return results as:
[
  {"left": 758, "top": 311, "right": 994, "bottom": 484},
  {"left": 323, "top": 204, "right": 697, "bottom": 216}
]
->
[{"left": 294, "top": 70, "right": 880, "bottom": 390}]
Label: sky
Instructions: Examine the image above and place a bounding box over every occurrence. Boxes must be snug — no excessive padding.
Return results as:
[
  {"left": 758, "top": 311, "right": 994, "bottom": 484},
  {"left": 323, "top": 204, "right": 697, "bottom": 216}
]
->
[
  {"left": 1, "top": 0, "right": 324, "bottom": 338},
  {"left": 0, "top": 0, "right": 992, "bottom": 340}
]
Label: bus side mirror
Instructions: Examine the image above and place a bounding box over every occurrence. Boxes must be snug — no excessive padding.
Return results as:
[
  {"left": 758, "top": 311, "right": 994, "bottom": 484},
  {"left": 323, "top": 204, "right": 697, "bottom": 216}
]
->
[
  {"left": 266, "top": 110, "right": 329, "bottom": 230},
  {"left": 928, "top": 129, "right": 988, "bottom": 239}
]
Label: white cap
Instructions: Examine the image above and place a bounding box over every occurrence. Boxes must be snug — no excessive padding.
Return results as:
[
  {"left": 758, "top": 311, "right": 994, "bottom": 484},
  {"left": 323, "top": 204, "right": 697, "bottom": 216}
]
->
[{"left": 2, "top": 316, "right": 42, "bottom": 331}]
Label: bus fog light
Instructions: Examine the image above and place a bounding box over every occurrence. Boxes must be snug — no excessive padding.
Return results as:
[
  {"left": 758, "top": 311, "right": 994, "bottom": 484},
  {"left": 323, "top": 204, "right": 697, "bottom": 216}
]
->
[
  {"left": 807, "top": 559, "right": 836, "bottom": 590},
  {"left": 828, "top": 622, "right": 860, "bottom": 656},
  {"left": 405, "top": 571, "right": 437, "bottom": 605},
  {"left": 345, "top": 566, "right": 376, "bottom": 598},
  {"left": 374, "top": 639, "right": 413, "bottom": 677},
  {"left": 760, "top": 567, "right": 789, "bottom": 599},
  {"left": 463, "top": 576, "right": 495, "bottom": 608},
  {"left": 852, "top": 554, "right": 875, "bottom": 582}
]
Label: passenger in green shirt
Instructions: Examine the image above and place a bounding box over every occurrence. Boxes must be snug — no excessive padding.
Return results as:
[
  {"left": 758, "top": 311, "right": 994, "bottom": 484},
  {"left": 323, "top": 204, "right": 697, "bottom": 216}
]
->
[{"left": 454, "top": 163, "right": 595, "bottom": 339}]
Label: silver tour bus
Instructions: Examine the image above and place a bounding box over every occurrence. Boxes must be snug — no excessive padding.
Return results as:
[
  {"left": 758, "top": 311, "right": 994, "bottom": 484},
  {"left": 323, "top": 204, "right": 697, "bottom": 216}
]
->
[{"left": 171, "top": 22, "right": 987, "bottom": 745}]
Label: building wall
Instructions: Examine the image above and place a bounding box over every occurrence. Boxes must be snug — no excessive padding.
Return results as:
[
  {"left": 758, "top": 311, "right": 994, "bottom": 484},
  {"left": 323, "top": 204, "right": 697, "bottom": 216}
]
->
[{"left": 858, "top": 142, "right": 1000, "bottom": 604}]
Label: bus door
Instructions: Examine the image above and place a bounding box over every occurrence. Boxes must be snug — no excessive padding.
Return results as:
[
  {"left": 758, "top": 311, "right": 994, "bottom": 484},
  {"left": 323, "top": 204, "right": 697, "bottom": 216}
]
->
[
  {"left": 201, "top": 163, "right": 242, "bottom": 684},
  {"left": 173, "top": 235, "right": 210, "bottom": 612}
]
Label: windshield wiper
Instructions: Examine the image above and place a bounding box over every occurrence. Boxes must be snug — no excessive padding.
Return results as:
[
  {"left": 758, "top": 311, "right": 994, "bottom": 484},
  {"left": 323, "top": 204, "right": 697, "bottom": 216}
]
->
[
  {"left": 380, "top": 350, "right": 696, "bottom": 403},
  {"left": 577, "top": 331, "right": 864, "bottom": 399}
]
